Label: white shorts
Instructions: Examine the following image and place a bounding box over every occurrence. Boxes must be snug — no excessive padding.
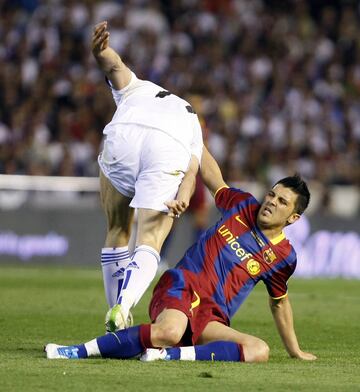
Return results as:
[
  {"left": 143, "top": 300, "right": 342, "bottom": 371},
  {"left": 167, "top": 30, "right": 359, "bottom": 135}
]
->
[{"left": 98, "top": 124, "right": 191, "bottom": 212}]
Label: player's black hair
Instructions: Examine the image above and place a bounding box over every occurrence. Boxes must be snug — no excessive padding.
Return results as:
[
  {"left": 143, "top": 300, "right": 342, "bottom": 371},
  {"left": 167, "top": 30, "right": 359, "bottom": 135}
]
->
[{"left": 274, "top": 174, "right": 310, "bottom": 215}]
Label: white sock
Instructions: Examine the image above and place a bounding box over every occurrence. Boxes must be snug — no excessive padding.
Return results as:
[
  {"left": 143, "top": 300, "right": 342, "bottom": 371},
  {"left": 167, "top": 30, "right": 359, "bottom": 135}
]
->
[
  {"left": 179, "top": 347, "right": 196, "bottom": 361},
  {"left": 84, "top": 339, "right": 101, "bottom": 357},
  {"left": 118, "top": 244, "right": 160, "bottom": 315},
  {"left": 101, "top": 246, "right": 131, "bottom": 308}
]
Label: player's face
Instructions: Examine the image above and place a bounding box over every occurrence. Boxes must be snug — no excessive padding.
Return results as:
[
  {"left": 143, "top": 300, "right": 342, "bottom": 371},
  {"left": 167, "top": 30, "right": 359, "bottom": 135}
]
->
[{"left": 257, "top": 184, "right": 300, "bottom": 229}]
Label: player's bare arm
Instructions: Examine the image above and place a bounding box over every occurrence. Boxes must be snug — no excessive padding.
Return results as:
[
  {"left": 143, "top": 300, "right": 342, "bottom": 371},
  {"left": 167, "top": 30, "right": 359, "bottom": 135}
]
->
[
  {"left": 92, "top": 21, "right": 131, "bottom": 90},
  {"left": 269, "top": 296, "right": 317, "bottom": 360},
  {"left": 200, "top": 146, "right": 227, "bottom": 196},
  {"left": 165, "top": 155, "right": 199, "bottom": 218}
]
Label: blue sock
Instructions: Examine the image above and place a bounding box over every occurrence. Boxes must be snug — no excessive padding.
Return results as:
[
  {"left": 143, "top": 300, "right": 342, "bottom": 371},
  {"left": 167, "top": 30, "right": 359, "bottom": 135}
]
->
[
  {"left": 96, "top": 326, "right": 144, "bottom": 359},
  {"left": 165, "top": 347, "right": 180, "bottom": 359},
  {"left": 166, "top": 341, "right": 243, "bottom": 362},
  {"left": 195, "top": 341, "right": 242, "bottom": 361}
]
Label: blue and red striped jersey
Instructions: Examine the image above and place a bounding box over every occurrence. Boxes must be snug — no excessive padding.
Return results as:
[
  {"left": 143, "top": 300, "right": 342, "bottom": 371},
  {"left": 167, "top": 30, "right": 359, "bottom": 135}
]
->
[{"left": 176, "top": 187, "right": 297, "bottom": 321}]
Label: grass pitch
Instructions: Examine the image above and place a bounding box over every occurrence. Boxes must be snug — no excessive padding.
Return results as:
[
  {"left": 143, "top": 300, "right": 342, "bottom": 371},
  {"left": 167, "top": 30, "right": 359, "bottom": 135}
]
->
[{"left": 0, "top": 265, "right": 359, "bottom": 392}]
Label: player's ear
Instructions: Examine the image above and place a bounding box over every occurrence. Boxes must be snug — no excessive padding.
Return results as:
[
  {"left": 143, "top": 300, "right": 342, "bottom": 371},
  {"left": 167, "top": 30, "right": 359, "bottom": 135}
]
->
[{"left": 287, "top": 213, "right": 300, "bottom": 225}]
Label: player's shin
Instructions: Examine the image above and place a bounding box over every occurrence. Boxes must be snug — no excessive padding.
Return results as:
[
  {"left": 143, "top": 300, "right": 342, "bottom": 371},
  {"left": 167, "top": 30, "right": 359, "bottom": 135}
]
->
[
  {"left": 46, "top": 325, "right": 153, "bottom": 360},
  {"left": 117, "top": 245, "right": 160, "bottom": 316},
  {"left": 143, "top": 341, "right": 245, "bottom": 362},
  {"left": 101, "top": 246, "right": 131, "bottom": 307},
  {"left": 96, "top": 325, "right": 151, "bottom": 359}
]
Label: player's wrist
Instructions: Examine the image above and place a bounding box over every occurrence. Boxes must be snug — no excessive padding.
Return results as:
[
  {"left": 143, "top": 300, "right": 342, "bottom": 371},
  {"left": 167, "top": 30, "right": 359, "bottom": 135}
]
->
[{"left": 288, "top": 347, "right": 302, "bottom": 358}]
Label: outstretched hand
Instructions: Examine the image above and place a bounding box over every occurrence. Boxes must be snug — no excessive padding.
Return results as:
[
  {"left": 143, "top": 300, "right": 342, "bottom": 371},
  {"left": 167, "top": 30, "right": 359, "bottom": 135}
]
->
[
  {"left": 164, "top": 200, "right": 189, "bottom": 218},
  {"left": 92, "top": 21, "right": 110, "bottom": 56}
]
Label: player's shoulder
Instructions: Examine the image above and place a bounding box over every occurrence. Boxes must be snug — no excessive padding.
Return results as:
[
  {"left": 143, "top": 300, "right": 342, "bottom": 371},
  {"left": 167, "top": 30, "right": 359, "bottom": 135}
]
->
[
  {"left": 216, "top": 185, "right": 253, "bottom": 197},
  {"left": 216, "top": 186, "right": 259, "bottom": 205},
  {"left": 273, "top": 234, "right": 297, "bottom": 264}
]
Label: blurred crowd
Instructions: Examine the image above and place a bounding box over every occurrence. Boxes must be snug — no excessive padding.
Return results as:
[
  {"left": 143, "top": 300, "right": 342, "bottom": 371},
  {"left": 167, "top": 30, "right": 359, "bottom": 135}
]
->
[{"left": 0, "top": 0, "right": 359, "bottom": 187}]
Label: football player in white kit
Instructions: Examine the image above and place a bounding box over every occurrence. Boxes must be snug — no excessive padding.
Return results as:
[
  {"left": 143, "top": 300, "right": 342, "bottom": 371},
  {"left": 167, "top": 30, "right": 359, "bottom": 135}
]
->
[{"left": 92, "top": 21, "right": 203, "bottom": 331}]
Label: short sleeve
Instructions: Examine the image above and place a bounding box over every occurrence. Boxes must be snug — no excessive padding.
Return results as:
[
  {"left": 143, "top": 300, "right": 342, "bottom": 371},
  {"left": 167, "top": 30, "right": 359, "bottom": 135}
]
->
[
  {"left": 106, "top": 71, "right": 138, "bottom": 106},
  {"left": 263, "top": 257, "right": 297, "bottom": 299},
  {"left": 215, "top": 187, "right": 256, "bottom": 213}
]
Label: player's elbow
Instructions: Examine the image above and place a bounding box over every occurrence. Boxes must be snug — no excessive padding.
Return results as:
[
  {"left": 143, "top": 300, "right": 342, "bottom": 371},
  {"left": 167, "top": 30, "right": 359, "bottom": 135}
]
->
[{"left": 269, "top": 295, "right": 288, "bottom": 311}]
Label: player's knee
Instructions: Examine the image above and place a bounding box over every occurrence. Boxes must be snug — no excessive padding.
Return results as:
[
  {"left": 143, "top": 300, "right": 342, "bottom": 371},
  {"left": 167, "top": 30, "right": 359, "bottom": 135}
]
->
[
  {"left": 151, "top": 324, "right": 183, "bottom": 347},
  {"left": 244, "top": 338, "right": 270, "bottom": 363},
  {"left": 253, "top": 339, "right": 270, "bottom": 362}
]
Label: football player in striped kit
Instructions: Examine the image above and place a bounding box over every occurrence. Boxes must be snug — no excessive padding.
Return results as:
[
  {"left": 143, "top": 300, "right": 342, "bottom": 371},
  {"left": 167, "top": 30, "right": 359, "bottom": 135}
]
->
[{"left": 46, "top": 147, "right": 316, "bottom": 363}]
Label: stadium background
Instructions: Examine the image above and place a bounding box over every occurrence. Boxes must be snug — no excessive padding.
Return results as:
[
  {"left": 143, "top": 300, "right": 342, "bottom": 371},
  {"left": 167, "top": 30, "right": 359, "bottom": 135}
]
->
[{"left": 0, "top": 0, "right": 359, "bottom": 274}]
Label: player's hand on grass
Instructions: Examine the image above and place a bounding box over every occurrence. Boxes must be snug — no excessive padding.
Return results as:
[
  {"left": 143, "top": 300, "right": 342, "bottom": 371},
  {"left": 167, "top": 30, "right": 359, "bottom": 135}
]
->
[
  {"left": 292, "top": 350, "right": 317, "bottom": 361},
  {"left": 165, "top": 200, "right": 188, "bottom": 218},
  {"left": 92, "top": 21, "right": 110, "bottom": 56}
]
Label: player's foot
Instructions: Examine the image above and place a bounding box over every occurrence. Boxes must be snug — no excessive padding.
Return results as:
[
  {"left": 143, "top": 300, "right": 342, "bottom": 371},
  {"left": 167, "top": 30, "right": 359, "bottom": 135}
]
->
[
  {"left": 45, "top": 344, "right": 81, "bottom": 359},
  {"left": 105, "top": 304, "right": 133, "bottom": 332},
  {"left": 140, "top": 348, "right": 169, "bottom": 362}
]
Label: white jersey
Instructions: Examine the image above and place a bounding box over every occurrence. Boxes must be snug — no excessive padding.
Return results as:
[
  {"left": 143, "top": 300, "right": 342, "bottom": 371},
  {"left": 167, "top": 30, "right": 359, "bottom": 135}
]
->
[{"left": 104, "top": 72, "right": 203, "bottom": 163}]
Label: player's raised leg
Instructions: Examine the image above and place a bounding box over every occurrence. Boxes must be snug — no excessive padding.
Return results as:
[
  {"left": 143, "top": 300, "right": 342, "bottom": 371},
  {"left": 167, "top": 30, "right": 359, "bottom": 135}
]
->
[{"left": 112, "top": 208, "right": 174, "bottom": 329}]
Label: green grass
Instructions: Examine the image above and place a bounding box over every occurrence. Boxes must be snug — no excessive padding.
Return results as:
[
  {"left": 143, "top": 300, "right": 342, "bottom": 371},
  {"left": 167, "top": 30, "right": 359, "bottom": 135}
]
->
[{"left": 0, "top": 265, "right": 359, "bottom": 392}]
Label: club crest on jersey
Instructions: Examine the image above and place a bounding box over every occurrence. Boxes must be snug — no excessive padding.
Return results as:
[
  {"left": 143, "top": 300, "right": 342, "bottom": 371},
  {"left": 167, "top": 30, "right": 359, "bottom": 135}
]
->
[
  {"left": 263, "top": 248, "right": 277, "bottom": 264},
  {"left": 247, "top": 259, "right": 261, "bottom": 275}
]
